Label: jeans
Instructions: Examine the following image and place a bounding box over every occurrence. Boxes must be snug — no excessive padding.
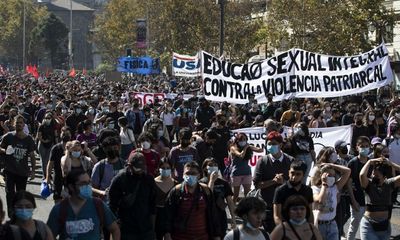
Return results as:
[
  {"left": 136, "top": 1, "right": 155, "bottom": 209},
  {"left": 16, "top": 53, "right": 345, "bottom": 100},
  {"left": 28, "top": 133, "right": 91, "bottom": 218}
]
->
[
  {"left": 4, "top": 171, "right": 28, "bottom": 216},
  {"left": 318, "top": 220, "right": 339, "bottom": 240},
  {"left": 360, "top": 216, "right": 391, "bottom": 240},
  {"left": 38, "top": 142, "right": 52, "bottom": 179},
  {"left": 346, "top": 205, "right": 365, "bottom": 240},
  {"left": 296, "top": 153, "right": 313, "bottom": 183}
]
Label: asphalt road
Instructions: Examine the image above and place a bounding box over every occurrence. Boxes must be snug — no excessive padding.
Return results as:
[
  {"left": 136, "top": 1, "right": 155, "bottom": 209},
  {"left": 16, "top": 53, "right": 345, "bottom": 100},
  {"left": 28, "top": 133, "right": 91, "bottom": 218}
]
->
[{"left": 1, "top": 159, "right": 400, "bottom": 240}]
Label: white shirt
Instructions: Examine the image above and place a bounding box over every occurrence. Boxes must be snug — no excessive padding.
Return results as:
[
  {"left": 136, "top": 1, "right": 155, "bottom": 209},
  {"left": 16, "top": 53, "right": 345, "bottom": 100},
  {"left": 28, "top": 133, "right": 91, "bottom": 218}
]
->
[
  {"left": 268, "top": 152, "right": 284, "bottom": 163},
  {"left": 224, "top": 229, "right": 267, "bottom": 240},
  {"left": 312, "top": 185, "right": 338, "bottom": 221},
  {"left": 161, "top": 111, "right": 175, "bottom": 126},
  {"left": 120, "top": 128, "right": 135, "bottom": 145}
]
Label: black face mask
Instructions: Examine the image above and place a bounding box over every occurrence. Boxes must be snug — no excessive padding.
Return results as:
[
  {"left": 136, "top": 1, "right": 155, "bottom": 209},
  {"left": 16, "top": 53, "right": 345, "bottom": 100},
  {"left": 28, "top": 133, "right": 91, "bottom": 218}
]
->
[
  {"left": 340, "top": 147, "right": 348, "bottom": 155},
  {"left": 372, "top": 177, "right": 381, "bottom": 185},
  {"left": 180, "top": 140, "right": 190, "bottom": 148},
  {"left": 106, "top": 149, "right": 120, "bottom": 159},
  {"left": 133, "top": 103, "right": 139, "bottom": 108},
  {"left": 62, "top": 135, "right": 71, "bottom": 142},
  {"left": 355, "top": 120, "right": 363, "bottom": 126}
]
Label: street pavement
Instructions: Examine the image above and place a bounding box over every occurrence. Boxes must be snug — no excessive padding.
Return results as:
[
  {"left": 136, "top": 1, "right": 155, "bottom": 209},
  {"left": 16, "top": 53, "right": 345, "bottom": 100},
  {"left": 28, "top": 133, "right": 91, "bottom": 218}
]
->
[{"left": 1, "top": 159, "right": 400, "bottom": 240}]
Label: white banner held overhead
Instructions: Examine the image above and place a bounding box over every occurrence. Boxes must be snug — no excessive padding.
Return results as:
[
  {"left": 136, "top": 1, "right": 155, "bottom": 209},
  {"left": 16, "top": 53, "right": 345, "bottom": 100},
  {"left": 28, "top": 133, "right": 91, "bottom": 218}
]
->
[
  {"left": 232, "top": 125, "right": 352, "bottom": 174},
  {"left": 201, "top": 44, "right": 393, "bottom": 104},
  {"left": 282, "top": 125, "right": 353, "bottom": 156},
  {"left": 172, "top": 52, "right": 201, "bottom": 77}
]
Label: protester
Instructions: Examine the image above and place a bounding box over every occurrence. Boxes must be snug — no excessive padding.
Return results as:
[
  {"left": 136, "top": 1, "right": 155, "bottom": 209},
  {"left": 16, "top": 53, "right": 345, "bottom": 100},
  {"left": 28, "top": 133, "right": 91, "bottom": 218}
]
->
[
  {"left": 230, "top": 132, "right": 263, "bottom": 202},
  {"left": 47, "top": 169, "right": 120, "bottom": 239},
  {"left": 108, "top": 152, "right": 156, "bottom": 239},
  {"left": 36, "top": 112, "right": 56, "bottom": 179},
  {"left": 0, "top": 115, "right": 36, "bottom": 216},
  {"left": 201, "top": 158, "right": 236, "bottom": 237},
  {"left": 10, "top": 190, "right": 54, "bottom": 240},
  {"left": 253, "top": 131, "right": 293, "bottom": 232},
  {"left": 0, "top": 198, "right": 31, "bottom": 240},
  {"left": 359, "top": 158, "right": 400, "bottom": 240},
  {"left": 312, "top": 163, "right": 351, "bottom": 240},
  {"left": 164, "top": 161, "right": 221, "bottom": 240},
  {"left": 46, "top": 126, "right": 72, "bottom": 203},
  {"left": 270, "top": 195, "right": 322, "bottom": 240},
  {"left": 133, "top": 132, "right": 161, "bottom": 177},
  {"left": 224, "top": 197, "right": 270, "bottom": 240},
  {"left": 154, "top": 159, "right": 178, "bottom": 240},
  {"left": 118, "top": 116, "right": 136, "bottom": 160},
  {"left": 60, "top": 140, "right": 96, "bottom": 177},
  {"left": 273, "top": 160, "right": 314, "bottom": 225}
]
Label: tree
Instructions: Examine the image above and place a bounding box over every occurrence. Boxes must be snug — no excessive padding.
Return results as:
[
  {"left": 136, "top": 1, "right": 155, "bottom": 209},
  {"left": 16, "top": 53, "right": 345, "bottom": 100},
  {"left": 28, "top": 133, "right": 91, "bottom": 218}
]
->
[
  {"left": 0, "top": 0, "right": 47, "bottom": 67},
  {"left": 30, "top": 13, "right": 69, "bottom": 69},
  {"left": 93, "top": 0, "right": 262, "bottom": 64},
  {"left": 262, "top": 0, "right": 395, "bottom": 55}
]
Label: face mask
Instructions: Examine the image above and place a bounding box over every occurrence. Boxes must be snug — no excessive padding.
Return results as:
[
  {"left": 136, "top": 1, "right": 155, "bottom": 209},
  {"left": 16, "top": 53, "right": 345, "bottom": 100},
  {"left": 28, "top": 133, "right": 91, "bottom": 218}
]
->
[
  {"left": 160, "top": 169, "right": 171, "bottom": 177},
  {"left": 62, "top": 135, "right": 71, "bottom": 142},
  {"left": 62, "top": 109, "right": 67, "bottom": 114},
  {"left": 372, "top": 177, "right": 381, "bottom": 185},
  {"left": 71, "top": 151, "right": 81, "bottom": 158},
  {"left": 180, "top": 140, "right": 190, "bottom": 148},
  {"left": 289, "top": 218, "right": 307, "bottom": 226},
  {"left": 329, "top": 152, "right": 338, "bottom": 163},
  {"left": 75, "top": 108, "right": 82, "bottom": 114},
  {"left": 106, "top": 149, "right": 120, "bottom": 159},
  {"left": 14, "top": 208, "right": 34, "bottom": 221},
  {"left": 103, "top": 107, "right": 109, "bottom": 113},
  {"left": 183, "top": 175, "right": 198, "bottom": 186},
  {"left": 368, "top": 115, "right": 375, "bottom": 121},
  {"left": 355, "top": 120, "right": 363, "bottom": 126},
  {"left": 207, "top": 166, "right": 219, "bottom": 175},
  {"left": 157, "top": 130, "right": 164, "bottom": 138},
  {"left": 133, "top": 104, "right": 139, "bottom": 108},
  {"left": 327, "top": 176, "right": 336, "bottom": 187},
  {"left": 141, "top": 141, "right": 151, "bottom": 150},
  {"left": 359, "top": 147, "right": 370, "bottom": 157},
  {"left": 340, "top": 146, "right": 348, "bottom": 155},
  {"left": 245, "top": 221, "right": 258, "bottom": 230},
  {"left": 267, "top": 144, "right": 279, "bottom": 155},
  {"left": 238, "top": 141, "right": 247, "bottom": 147},
  {"left": 108, "top": 123, "right": 115, "bottom": 129},
  {"left": 79, "top": 184, "right": 92, "bottom": 199},
  {"left": 19, "top": 108, "right": 25, "bottom": 113},
  {"left": 295, "top": 128, "right": 305, "bottom": 137}
]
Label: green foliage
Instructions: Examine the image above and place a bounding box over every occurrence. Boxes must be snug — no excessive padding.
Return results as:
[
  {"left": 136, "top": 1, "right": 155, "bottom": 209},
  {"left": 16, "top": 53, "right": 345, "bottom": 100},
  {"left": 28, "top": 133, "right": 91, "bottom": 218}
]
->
[
  {"left": 95, "top": 63, "right": 115, "bottom": 74},
  {"left": 263, "top": 0, "right": 395, "bottom": 55},
  {"left": 93, "top": 0, "right": 262, "bottom": 63},
  {"left": 0, "top": 0, "right": 47, "bottom": 66},
  {"left": 30, "top": 13, "right": 69, "bottom": 69}
]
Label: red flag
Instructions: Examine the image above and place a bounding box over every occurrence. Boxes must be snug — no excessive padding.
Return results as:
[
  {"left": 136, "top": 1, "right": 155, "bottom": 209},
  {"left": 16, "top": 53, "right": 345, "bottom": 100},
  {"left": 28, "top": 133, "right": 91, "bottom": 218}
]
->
[
  {"left": 82, "top": 68, "right": 87, "bottom": 76},
  {"left": 26, "top": 65, "right": 32, "bottom": 74},
  {"left": 32, "top": 67, "right": 39, "bottom": 80},
  {"left": 69, "top": 68, "right": 76, "bottom": 78}
]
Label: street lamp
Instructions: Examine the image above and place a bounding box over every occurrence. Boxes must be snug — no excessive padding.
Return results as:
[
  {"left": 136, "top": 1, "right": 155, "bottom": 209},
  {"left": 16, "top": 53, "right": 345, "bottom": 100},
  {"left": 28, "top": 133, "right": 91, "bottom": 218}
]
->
[{"left": 216, "top": 0, "right": 225, "bottom": 57}]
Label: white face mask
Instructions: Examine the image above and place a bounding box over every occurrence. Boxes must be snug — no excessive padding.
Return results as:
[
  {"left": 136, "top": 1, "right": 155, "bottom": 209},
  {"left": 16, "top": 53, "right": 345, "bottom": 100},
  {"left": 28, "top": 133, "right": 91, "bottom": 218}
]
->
[
  {"left": 141, "top": 141, "right": 151, "bottom": 150},
  {"left": 368, "top": 115, "right": 375, "bottom": 121},
  {"left": 327, "top": 176, "right": 336, "bottom": 187},
  {"left": 329, "top": 152, "right": 338, "bottom": 163}
]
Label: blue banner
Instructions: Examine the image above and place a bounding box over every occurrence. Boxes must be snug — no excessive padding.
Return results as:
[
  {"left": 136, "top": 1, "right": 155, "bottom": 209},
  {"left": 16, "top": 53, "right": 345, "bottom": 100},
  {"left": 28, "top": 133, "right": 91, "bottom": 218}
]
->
[{"left": 117, "top": 56, "right": 160, "bottom": 75}]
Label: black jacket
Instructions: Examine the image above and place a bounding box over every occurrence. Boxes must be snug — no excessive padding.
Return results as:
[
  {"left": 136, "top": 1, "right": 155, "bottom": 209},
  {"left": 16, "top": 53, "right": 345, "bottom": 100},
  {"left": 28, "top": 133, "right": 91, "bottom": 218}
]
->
[
  {"left": 164, "top": 182, "right": 222, "bottom": 237},
  {"left": 108, "top": 170, "right": 156, "bottom": 234}
]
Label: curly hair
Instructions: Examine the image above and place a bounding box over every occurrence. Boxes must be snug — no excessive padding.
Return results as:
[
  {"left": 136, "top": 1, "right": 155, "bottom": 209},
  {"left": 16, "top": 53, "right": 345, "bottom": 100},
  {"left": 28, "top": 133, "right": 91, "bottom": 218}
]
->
[{"left": 235, "top": 197, "right": 267, "bottom": 219}]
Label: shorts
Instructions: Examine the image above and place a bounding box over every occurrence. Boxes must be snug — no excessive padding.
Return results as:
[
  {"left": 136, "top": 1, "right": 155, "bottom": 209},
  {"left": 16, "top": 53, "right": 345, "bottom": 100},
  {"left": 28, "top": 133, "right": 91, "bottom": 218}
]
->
[{"left": 231, "top": 175, "right": 252, "bottom": 187}]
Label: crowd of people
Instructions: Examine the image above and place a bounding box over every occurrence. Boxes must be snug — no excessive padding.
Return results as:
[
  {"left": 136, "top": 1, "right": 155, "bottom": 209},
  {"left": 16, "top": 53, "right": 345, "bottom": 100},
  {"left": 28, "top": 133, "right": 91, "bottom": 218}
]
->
[{"left": 0, "top": 71, "right": 399, "bottom": 240}]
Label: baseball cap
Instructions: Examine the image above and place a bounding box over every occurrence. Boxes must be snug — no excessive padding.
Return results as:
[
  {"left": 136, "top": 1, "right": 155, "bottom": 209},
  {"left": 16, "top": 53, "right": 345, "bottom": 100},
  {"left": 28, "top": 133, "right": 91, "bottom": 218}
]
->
[
  {"left": 334, "top": 140, "right": 347, "bottom": 149},
  {"left": 371, "top": 137, "right": 382, "bottom": 145}
]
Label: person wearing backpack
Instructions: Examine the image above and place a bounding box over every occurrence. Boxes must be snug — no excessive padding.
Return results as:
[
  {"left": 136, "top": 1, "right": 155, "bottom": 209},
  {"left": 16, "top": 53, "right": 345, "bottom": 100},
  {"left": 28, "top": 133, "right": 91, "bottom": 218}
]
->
[
  {"left": 224, "top": 197, "right": 270, "bottom": 240},
  {"left": 164, "top": 161, "right": 221, "bottom": 240},
  {"left": 47, "top": 169, "right": 120, "bottom": 240},
  {"left": 108, "top": 152, "right": 157, "bottom": 239},
  {"left": 0, "top": 198, "right": 31, "bottom": 240},
  {"left": 10, "top": 190, "right": 53, "bottom": 240}
]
